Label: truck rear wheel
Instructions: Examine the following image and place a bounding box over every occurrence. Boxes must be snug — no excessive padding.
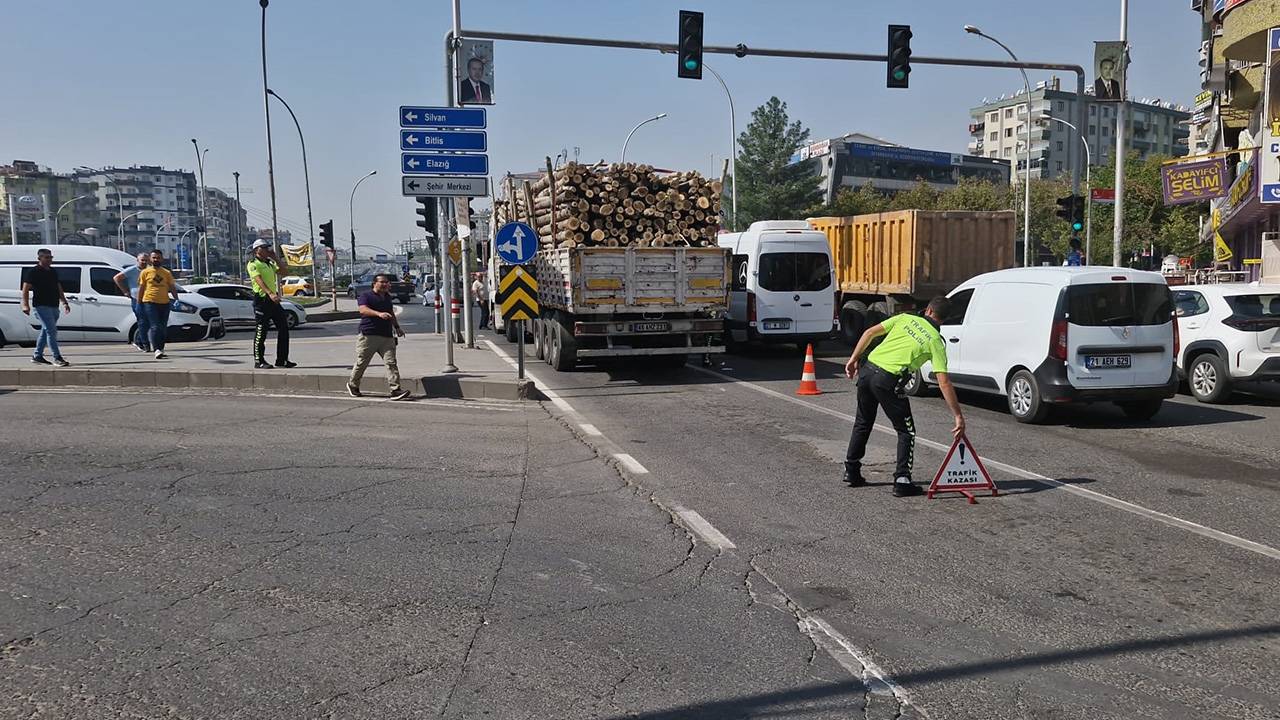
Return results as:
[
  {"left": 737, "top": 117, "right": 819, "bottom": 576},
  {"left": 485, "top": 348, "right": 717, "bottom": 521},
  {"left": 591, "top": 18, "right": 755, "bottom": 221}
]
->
[
  {"left": 840, "top": 301, "right": 868, "bottom": 345},
  {"left": 533, "top": 319, "right": 546, "bottom": 360},
  {"left": 867, "top": 301, "right": 890, "bottom": 327},
  {"left": 549, "top": 315, "right": 577, "bottom": 371}
]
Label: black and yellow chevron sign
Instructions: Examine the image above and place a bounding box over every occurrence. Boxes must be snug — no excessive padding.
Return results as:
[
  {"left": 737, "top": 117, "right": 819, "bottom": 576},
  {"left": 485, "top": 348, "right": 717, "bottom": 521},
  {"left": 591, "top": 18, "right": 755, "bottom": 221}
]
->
[{"left": 497, "top": 265, "right": 539, "bottom": 322}]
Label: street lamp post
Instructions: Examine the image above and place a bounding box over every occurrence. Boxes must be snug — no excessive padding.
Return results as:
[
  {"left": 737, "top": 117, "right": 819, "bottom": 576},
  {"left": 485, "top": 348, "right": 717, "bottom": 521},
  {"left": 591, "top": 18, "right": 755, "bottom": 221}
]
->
[
  {"left": 119, "top": 211, "right": 143, "bottom": 254},
  {"left": 1044, "top": 116, "right": 1094, "bottom": 264},
  {"left": 233, "top": 172, "right": 244, "bottom": 282},
  {"left": 260, "top": 0, "right": 281, "bottom": 257},
  {"left": 267, "top": 88, "right": 318, "bottom": 298},
  {"left": 51, "top": 195, "right": 87, "bottom": 246},
  {"left": 348, "top": 170, "right": 377, "bottom": 285},
  {"left": 620, "top": 113, "right": 668, "bottom": 164},
  {"left": 965, "top": 25, "right": 1034, "bottom": 267},
  {"left": 703, "top": 63, "right": 737, "bottom": 230},
  {"left": 191, "top": 139, "right": 209, "bottom": 276}
]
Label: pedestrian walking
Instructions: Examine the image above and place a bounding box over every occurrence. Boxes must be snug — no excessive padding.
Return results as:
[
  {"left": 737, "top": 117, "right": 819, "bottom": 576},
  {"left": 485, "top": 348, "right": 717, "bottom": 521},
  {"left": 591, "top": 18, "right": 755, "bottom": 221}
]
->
[
  {"left": 136, "top": 250, "right": 181, "bottom": 360},
  {"left": 247, "top": 239, "right": 295, "bottom": 370},
  {"left": 114, "top": 252, "right": 152, "bottom": 352},
  {"left": 843, "top": 297, "right": 966, "bottom": 497},
  {"left": 20, "top": 248, "right": 71, "bottom": 367},
  {"left": 347, "top": 273, "right": 410, "bottom": 401},
  {"left": 472, "top": 273, "right": 490, "bottom": 329}
]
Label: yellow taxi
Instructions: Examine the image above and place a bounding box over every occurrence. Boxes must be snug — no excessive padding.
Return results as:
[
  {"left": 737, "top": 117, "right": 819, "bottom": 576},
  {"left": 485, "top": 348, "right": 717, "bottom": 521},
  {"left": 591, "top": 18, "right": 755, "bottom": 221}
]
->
[{"left": 281, "top": 276, "right": 313, "bottom": 297}]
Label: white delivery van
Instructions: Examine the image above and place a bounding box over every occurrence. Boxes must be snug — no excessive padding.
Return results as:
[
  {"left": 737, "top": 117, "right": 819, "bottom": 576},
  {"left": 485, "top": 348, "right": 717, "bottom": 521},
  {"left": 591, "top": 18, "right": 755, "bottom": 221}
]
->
[
  {"left": 717, "top": 221, "right": 836, "bottom": 350},
  {"left": 0, "top": 245, "right": 224, "bottom": 347},
  {"left": 911, "top": 267, "right": 1178, "bottom": 423}
]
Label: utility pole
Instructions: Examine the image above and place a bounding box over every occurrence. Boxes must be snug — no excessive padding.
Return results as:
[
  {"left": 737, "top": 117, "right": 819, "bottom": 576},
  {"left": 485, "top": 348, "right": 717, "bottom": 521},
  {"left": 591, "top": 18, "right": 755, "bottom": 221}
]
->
[
  {"left": 260, "top": 0, "right": 281, "bottom": 257},
  {"left": 191, "top": 139, "right": 208, "bottom": 276},
  {"left": 449, "top": 0, "right": 477, "bottom": 351},
  {"left": 1112, "top": 0, "right": 1129, "bottom": 268},
  {"left": 41, "top": 194, "right": 51, "bottom": 245},
  {"left": 234, "top": 172, "right": 243, "bottom": 281}
]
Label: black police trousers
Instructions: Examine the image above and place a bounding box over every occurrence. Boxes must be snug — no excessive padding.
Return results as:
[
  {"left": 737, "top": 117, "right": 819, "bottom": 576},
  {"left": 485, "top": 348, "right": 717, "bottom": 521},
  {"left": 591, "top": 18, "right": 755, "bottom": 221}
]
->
[
  {"left": 253, "top": 295, "right": 290, "bottom": 364},
  {"left": 845, "top": 363, "right": 916, "bottom": 480}
]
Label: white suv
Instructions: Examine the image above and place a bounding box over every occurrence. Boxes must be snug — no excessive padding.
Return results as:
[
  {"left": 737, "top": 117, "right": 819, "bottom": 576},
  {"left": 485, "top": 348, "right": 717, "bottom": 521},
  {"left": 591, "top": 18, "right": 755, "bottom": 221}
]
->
[{"left": 1172, "top": 284, "right": 1280, "bottom": 403}]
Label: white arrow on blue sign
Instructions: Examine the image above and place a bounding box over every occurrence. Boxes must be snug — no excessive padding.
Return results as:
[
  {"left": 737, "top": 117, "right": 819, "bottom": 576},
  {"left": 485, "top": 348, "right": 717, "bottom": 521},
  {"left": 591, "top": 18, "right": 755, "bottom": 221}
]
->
[
  {"left": 400, "top": 106, "right": 486, "bottom": 129},
  {"left": 495, "top": 222, "right": 539, "bottom": 265},
  {"left": 402, "top": 153, "right": 489, "bottom": 176},
  {"left": 400, "top": 130, "right": 487, "bottom": 152}
]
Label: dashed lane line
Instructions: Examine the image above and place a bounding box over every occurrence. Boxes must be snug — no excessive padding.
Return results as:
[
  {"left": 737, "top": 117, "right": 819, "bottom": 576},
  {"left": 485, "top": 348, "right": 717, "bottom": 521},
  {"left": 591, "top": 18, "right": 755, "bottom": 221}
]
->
[{"left": 691, "top": 365, "right": 1280, "bottom": 563}]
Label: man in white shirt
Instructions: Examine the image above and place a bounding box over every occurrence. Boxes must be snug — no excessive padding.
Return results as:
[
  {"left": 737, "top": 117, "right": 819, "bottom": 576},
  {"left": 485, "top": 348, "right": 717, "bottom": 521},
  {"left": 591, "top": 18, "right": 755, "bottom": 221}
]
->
[{"left": 471, "top": 274, "right": 490, "bottom": 329}]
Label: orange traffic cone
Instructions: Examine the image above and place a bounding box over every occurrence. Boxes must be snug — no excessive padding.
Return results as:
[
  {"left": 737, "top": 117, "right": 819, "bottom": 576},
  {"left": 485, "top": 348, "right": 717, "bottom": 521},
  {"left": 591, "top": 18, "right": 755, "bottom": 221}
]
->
[{"left": 796, "top": 343, "right": 822, "bottom": 396}]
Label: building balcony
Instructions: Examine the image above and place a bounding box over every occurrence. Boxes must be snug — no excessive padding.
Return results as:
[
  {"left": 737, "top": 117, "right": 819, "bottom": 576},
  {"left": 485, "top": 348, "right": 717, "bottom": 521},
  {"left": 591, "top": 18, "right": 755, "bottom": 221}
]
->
[{"left": 1219, "top": 0, "right": 1279, "bottom": 62}]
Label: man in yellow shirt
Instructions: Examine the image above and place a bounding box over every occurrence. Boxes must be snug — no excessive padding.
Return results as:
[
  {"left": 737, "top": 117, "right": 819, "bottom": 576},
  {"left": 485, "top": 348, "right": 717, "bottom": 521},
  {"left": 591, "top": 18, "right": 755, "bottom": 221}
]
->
[
  {"left": 136, "top": 249, "right": 181, "bottom": 360},
  {"left": 247, "top": 239, "right": 294, "bottom": 369}
]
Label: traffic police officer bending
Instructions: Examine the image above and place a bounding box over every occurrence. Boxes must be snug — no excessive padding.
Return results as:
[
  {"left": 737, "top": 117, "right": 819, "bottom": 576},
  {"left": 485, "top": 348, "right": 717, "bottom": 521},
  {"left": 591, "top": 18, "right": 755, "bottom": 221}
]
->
[
  {"left": 844, "top": 297, "right": 966, "bottom": 497},
  {"left": 247, "top": 239, "right": 295, "bottom": 370}
]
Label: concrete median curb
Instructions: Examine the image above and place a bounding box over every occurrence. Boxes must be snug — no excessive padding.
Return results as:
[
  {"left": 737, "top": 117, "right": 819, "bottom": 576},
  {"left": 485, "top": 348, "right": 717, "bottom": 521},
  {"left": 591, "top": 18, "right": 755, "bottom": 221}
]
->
[{"left": 0, "top": 366, "right": 533, "bottom": 402}]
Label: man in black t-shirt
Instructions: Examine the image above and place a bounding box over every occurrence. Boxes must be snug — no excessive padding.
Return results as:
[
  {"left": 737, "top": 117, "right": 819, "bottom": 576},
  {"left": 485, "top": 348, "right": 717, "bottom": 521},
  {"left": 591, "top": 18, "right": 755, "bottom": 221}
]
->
[
  {"left": 20, "top": 248, "right": 72, "bottom": 367},
  {"left": 346, "top": 274, "right": 410, "bottom": 400}
]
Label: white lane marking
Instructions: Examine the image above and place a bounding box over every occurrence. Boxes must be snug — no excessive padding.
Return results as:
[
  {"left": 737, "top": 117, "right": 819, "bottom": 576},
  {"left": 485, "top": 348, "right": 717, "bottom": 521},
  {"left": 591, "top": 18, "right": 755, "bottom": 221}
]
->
[
  {"left": 673, "top": 507, "right": 737, "bottom": 550},
  {"left": 691, "top": 365, "right": 1280, "bottom": 562},
  {"left": 5, "top": 387, "right": 518, "bottom": 412},
  {"left": 483, "top": 340, "right": 918, "bottom": 711},
  {"left": 613, "top": 453, "right": 649, "bottom": 475}
]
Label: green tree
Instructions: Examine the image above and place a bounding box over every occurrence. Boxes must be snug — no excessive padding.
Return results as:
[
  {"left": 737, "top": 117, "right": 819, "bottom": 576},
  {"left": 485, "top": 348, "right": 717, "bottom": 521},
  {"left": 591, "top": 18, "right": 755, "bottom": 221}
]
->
[
  {"left": 734, "top": 97, "right": 822, "bottom": 228},
  {"left": 887, "top": 180, "right": 941, "bottom": 211},
  {"left": 935, "top": 177, "right": 1012, "bottom": 212},
  {"left": 1091, "top": 152, "right": 1210, "bottom": 266}
]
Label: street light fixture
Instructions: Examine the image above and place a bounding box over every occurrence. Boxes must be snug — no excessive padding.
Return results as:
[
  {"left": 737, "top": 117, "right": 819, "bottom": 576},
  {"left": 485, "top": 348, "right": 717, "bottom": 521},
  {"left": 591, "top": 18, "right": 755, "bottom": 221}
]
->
[
  {"left": 1041, "top": 115, "right": 1093, "bottom": 264},
  {"left": 76, "top": 166, "right": 124, "bottom": 250},
  {"left": 119, "top": 211, "right": 143, "bottom": 254},
  {"left": 965, "top": 24, "right": 1034, "bottom": 267},
  {"left": 50, "top": 195, "right": 87, "bottom": 245},
  {"left": 267, "top": 88, "right": 317, "bottom": 297},
  {"left": 620, "top": 113, "right": 668, "bottom": 164},
  {"left": 191, "top": 139, "right": 210, "bottom": 277},
  {"left": 703, "top": 63, "right": 737, "bottom": 231},
  {"left": 348, "top": 170, "right": 377, "bottom": 285}
]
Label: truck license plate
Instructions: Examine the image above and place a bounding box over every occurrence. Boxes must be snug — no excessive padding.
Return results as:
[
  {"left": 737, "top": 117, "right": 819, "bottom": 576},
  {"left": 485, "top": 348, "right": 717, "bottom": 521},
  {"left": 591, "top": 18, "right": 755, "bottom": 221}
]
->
[
  {"left": 632, "top": 322, "right": 670, "bottom": 333},
  {"left": 1085, "top": 354, "right": 1131, "bottom": 369},
  {"left": 763, "top": 320, "right": 791, "bottom": 330}
]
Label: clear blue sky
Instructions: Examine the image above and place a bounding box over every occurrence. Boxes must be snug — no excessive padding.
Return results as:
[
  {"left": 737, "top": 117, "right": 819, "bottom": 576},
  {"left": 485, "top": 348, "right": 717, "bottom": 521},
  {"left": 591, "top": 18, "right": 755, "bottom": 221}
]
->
[{"left": 6, "top": 0, "right": 1199, "bottom": 248}]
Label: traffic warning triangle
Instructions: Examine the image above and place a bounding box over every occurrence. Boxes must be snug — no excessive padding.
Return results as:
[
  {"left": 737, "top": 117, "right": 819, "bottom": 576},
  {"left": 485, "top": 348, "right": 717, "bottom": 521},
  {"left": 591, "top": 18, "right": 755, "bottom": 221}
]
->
[{"left": 927, "top": 434, "right": 998, "bottom": 504}]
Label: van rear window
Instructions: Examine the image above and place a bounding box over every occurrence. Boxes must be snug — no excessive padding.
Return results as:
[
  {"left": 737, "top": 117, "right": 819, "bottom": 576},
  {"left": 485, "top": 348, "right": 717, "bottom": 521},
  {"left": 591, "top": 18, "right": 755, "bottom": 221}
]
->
[
  {"left": 1066, "top": 283, "right": 1171, "bottom": 326},
  {"left": 757, "top": 253, "right": 831, "bottom": 292}
]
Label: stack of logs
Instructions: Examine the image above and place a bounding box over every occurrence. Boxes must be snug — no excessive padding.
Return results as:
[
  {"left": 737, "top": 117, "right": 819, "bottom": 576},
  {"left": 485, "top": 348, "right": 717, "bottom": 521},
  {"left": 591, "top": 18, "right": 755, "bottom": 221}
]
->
[{"left": 494, "top": 160, "right": 723, "bottom": 250}]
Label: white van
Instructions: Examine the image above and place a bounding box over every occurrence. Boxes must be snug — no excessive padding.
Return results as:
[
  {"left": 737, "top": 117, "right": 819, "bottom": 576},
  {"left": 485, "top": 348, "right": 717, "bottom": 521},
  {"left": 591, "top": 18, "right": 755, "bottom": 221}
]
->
[
  {"left": 911, "top": 267, "right": 1178, "bottom": 423},
  {"left": 0, "top": 245, "right": 224, "bottom": 348},
  {"left": 717, "top": 221, "right": 836, "bottom": 350}
]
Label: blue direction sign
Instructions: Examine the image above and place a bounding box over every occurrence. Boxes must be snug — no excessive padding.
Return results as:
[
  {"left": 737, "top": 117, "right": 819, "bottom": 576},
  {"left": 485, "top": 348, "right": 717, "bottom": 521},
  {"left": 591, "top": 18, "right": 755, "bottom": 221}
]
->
[
  {"left": 402, "top": 153, "right": 489, "bottom": 176},
  {"left": 495, "top": 222, "right": 539, "bottom": 265},
  {"left": 400, "top": 130, "right": 487, "bottom": 152},
  {"left": 399, "top": 106, "right": 486, "bottom": 129}
]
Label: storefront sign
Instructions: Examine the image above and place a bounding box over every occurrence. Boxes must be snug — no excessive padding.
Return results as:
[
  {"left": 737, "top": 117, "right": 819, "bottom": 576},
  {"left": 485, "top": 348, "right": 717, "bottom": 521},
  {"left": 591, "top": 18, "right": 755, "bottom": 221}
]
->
[
  {"left": 1162, "top": 157, "right": 1229, "bottom": 205},
  {"left": 848, "top": 142, "right": 952, "bottom": 167},
  {"left": 1194, "top": 90, "right": 1215, "bottom": 111},
  {"left": 1223, "top": 0, "right": 1253, "bottom": 16},
  {"left": 1222, "top": 153, "right": 1258, "bottom": 227},
  {"left": 1260, "top": 27, "right": 1280, "bottom": 204},
  {"left": 1212, "top": 208, "right": 1232, "bottom": 262},
  {"left": 807, "top": 139, "right": 831, "bottom": 158}
]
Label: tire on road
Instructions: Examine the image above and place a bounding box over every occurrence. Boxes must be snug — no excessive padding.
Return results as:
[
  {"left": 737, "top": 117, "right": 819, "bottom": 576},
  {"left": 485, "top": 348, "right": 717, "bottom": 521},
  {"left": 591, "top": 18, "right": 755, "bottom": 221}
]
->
[
  {"left": 902, "top": 368, "right": 931, "bottom": 397},
  {"left": 505, "top": 319, "right": 520, "bottom": 343},
  {"left": 866, "top": 301, "right": 890, "bottom": 327},
  {"left": 1188, "top": 352, "right": 1231, "bottom": 403},
  {"left": 549, "top": 314, "right": 577, "bottom": 372},
  {"left": 286, "top": 311, "right": 299, "bottom": 329},
  {"left": 1118, "top": 399, "right": 1163, "bottom": 421},
  {"left": 840, "top": 301, "right": 868, "bottom": 345},
  {"left": 533, "top": 318, "right": 546, "bottom": 360},
  {"left": 1006, "top": 368, "right": 1050, "bottom": 423}
]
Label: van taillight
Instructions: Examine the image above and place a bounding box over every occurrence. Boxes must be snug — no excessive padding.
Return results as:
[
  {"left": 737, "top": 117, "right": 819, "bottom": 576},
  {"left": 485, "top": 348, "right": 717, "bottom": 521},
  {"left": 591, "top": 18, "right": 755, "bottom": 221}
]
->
[
  {"left": 1172, "top": 315, "right": 1180, "bottom": 358},
  {"left": 1049, "top": 319, "right": 1068, "bottom": 361},
  {"left": 747, "top": 292, "right": 757, "bottom": 326}
]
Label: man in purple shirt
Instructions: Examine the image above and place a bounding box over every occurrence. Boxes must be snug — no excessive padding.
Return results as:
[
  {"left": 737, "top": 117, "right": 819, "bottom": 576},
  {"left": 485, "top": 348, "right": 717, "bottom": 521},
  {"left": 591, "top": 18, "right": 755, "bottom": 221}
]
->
[{"left": 347, "top": 274, "right": 410, "bottom": 400}]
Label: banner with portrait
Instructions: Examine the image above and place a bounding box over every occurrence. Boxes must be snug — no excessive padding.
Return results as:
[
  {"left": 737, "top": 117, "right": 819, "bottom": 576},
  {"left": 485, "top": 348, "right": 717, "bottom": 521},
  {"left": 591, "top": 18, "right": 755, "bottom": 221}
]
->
[
  {"left": 1093, "top": 41, "right": 1126, "bottom": 102},
  {"left": 457, "top": 38, "right": 495, "bottom": 106}
]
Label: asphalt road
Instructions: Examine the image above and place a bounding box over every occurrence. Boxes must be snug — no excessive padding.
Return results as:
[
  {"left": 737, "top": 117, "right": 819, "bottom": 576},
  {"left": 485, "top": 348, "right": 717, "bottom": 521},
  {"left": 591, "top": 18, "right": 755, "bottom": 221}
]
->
[{"left": 482, "top": 310, "right": 1280, "bottom": 720}]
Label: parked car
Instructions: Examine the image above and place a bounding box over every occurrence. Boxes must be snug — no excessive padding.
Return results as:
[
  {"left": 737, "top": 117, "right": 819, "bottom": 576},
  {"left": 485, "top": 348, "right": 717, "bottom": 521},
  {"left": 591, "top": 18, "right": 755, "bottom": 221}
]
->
[
  {"left": 184, "top": 284, "right": 308, "bottom": 330},
  {"left": 281, "top": 276, "right": 313, "bottom": 297},
  {"left": 909, "top": 267, "right": 1178, "bottom": 423},
  {"left": 0, "top": 245, "right": 224, "bottom": 347},
  {"left": 347, "top": 273, "right": 415, "bottom": 303},
  {"left": 1172, "top": 283, "right": 1280, "bottom": 402}
]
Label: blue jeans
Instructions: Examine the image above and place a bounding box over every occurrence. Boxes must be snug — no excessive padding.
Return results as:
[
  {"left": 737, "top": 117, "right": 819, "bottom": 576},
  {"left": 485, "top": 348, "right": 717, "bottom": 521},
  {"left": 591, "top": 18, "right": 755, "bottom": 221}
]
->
[
  {"left": 142, "top": 303, "right": 170, "bottom": 352},
  {"left": 32, "top": 305, "right": 63, "bottom": 361},
  {"left": 131, "top": 298, "right": 151, "bottom": 348}
]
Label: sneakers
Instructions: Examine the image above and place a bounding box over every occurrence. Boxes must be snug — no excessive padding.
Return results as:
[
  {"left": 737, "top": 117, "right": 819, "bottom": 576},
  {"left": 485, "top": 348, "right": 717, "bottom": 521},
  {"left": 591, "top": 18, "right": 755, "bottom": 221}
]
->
[
  {"left": 135, "top": 343, "right": 151, "bottom": 353},
  {"left": 53, "top": 358, "right": 71, "bottom": 367},
  {"left": 346, "top": 382, "right": 362, "bottom": 397},
  {"left": 30, "top": 356, "right": 51, "bottom": 365},
  {"left": 275, "top": 360, "right": 298, "bottom": 369},
  {"left": 892, "top": 478, "right": 923, "bottom": 497},
  {"left": 842, "top": 467, "right": 867, "bottom": 487},
  {"left": 388, "top": 389, "right": 412, "bottom": 401},
  {"left": 254, "top": 360, "right": 273, "bottom": 369},
  {"left": 154, "top": 350, "right": 167, "bottom": 360}
]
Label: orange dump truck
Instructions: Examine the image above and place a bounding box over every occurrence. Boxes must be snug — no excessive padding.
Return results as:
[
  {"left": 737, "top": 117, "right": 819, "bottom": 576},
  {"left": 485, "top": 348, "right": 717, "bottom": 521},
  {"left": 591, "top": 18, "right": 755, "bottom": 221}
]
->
[{"left": 808, "top": 210, "right": 1016, "bottom": 343}]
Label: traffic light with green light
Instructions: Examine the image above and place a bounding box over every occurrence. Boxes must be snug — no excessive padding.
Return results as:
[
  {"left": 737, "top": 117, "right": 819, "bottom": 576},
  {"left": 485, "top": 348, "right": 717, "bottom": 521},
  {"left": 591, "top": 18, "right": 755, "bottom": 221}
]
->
[
  {"left": 887, "top": 24, "right": 912, "bottom": 89},
  {"left": 677, "top": 10, "right": 703, "bottom": 79},
  {"left": 1056, "top": 195, "right": 1085, "bottom": 232}
]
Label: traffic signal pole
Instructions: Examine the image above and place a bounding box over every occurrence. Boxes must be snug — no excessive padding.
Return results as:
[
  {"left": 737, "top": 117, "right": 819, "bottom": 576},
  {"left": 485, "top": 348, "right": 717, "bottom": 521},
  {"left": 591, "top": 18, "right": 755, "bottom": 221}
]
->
[{"left": 446, "top": 27, "right": 1088, "bottom": 231}]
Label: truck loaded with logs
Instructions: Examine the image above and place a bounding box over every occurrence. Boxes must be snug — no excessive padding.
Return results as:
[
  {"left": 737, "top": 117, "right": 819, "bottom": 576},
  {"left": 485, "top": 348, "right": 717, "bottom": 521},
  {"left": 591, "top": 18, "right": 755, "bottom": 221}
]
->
[{"left": 491, "top": 160, "right": 730, "bottom": 371}]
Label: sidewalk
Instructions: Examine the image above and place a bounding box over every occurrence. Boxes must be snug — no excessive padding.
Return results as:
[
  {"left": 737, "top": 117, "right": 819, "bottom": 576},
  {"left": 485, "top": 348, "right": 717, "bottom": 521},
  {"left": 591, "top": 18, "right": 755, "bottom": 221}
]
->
[{"left": 0, "top": 321, "right": 532, "bottom": 401}]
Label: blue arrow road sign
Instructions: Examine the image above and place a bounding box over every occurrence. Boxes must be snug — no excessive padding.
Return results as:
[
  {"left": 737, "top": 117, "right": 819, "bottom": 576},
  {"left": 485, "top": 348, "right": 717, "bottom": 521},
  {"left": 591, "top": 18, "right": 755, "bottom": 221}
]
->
[
  {"left": 495, "top": 222, "right": 539, "bottom": 265},
  {"left": 402, "top": 153, "right": 489, "bottom": 176},
  {"left": 400, "top": 130, "right": 487, "bottom": 152},
  {"left": 399, "top": 106, "right": 486, "bottom": 129}
]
